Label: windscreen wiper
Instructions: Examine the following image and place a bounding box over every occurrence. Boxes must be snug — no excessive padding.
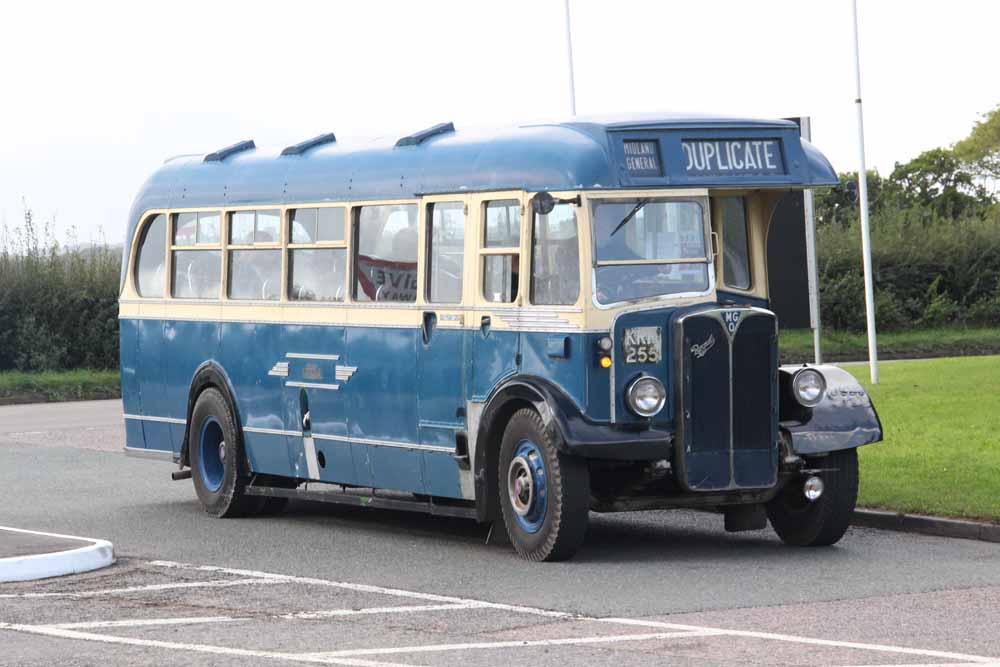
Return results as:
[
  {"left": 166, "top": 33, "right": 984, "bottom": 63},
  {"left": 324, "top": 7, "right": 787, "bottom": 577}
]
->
[{"left": 609, "top": 199, "right": 649, "bottom": 237}]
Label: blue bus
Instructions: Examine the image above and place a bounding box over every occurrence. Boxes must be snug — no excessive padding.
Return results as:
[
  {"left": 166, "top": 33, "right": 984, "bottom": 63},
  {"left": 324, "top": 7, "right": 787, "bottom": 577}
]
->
[{"left": 120, "top": 114, "right": 882, "bottom": 561}]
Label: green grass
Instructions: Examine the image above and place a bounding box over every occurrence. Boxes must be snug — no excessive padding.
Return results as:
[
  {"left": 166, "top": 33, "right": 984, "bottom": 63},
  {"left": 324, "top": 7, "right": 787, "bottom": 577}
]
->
[
  {"left": 0, "top": 369, "right": 120, "bottom": 404},
  {"left": 780, "top": 327, "right": 1000, "bottom": 364},
  {"left": 844, "top": 356, "right": 1000, "bottom": 522}
]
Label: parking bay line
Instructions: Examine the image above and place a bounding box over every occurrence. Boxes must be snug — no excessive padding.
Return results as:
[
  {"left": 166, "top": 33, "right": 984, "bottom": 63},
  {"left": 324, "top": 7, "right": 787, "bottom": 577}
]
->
[
  {"left": 0, "top": 577, "right": 283, "bottom": 599},
  {"left": 42, "top": 603, "right": 483, "bottom": 630},
  {"left": 146, "top": 560, "right": 1000, "bottom": 664},
  {"left": 0, "top": 622, "right": 413, "bottom": 667}
]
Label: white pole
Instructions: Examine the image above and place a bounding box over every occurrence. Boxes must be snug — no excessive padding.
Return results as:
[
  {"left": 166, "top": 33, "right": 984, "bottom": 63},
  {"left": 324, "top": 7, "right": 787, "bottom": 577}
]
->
[
  {"left": 851, "top": 0, "right": 879, "bottom": 383},
  {"left": 799, "top": 117, "right": 822, "bottom": 365},
  {"left": 564, "top": 0, "right": 577, "bottom": 116}
]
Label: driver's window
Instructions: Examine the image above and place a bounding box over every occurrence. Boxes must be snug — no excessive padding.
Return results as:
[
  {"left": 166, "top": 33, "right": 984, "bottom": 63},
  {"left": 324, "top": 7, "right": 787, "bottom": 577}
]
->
[
  {"left": 719, "top": 197, "right": 751, "bottom": 290},
  {"left": 531, "top": 204, "right": 579, "bottom": 305},
  {"left": 426, "top": 201, "right": 465, "bottom": 304}
]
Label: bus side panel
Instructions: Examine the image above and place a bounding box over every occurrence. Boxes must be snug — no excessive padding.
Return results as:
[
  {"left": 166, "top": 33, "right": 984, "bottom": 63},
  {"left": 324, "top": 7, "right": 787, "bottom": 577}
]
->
[
  {"left": 222, "top": 321, "right": 293, "bottom": 477},
  {"left": 136, "top": 318, "right": 170, "bottom": 451},
  {"left": 119, "top": 318, "right": 144, "bottom": 448},
  {"left": 471, "top": 330, "right": 520, "bottom": 401},
  {"left": 163, "top": 319, "right": 220, "bottom": 421},
  {"left": 344, "top": 325, "right": 420, "bottom": 491},
  {"left": 422, "top": 451, "right": 465, "bottom": 499},
  {"left": 519, "top": 332, "right": 588, "bottom": 409}
]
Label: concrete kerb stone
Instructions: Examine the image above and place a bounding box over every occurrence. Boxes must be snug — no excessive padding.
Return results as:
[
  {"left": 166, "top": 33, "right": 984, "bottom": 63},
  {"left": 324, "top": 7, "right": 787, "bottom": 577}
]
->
[
  {"left": 0, "top": 526, "right": 115, "bottom": 583},
  {"left": 853, "top": 509, "right": 1000, "bottom": 543}
]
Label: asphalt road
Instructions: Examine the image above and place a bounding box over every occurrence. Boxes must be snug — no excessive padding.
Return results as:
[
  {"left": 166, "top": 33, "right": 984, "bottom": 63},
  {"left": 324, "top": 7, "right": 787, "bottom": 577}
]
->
[{"left": 1, "top": 399, "right": 999, "bottom": 666}]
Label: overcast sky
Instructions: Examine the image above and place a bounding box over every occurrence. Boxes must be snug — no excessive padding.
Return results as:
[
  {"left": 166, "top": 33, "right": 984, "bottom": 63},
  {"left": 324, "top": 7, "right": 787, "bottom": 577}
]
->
[{"left": 1, "top": 0, "right": 996, "bottom": 242}]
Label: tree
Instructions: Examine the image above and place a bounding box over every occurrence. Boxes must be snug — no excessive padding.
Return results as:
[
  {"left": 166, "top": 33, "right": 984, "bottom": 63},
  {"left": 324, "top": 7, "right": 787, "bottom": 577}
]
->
[
  {"left": 953, "top": 104, "right": 1000, "bottom": 181},
  {"left": 888, "top": 148, "right": 991, "bottom": 219}
]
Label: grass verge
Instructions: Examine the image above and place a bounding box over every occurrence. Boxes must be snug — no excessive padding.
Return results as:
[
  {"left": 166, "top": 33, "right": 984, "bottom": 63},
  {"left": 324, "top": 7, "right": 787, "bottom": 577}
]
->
[
  {"left": 780, "top": 327, "right": 1000, "bottom": 364},
  {"left": 0, "top": 369, "right": 120, "bottom": 405},
  {"left": 845, "top": 356, "right": 1000, "bottom": 522}
]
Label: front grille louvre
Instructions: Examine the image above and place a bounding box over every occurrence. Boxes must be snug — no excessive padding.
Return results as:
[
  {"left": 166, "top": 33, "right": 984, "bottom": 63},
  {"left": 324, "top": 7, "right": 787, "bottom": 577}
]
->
[{"left": 675, "top": 309, "right": 778, "bottom": 491}]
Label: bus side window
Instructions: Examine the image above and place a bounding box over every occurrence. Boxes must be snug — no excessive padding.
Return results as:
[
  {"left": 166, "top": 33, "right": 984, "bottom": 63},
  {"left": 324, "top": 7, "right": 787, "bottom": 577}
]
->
[
  {"left": 135, "top": 214, "right": 167, "bottom": 297},
  {"left": 426, "top": 202, "right": 465, "bottom": 304},
  {"left": 719, "top": 197, "right": 751, "bottom": 290},
  {"left": 227, "top": 209, "right": 281, "bottom": 301},
  {"left": 289, "top": 248, "right": 347, "bottom": 302},
  {"left": 171, "top": 211, "right": 222, "bottom": 299},
  {"left": 483, "top": 200, "right": 520, "bottom": 303},
  {"left": 354, "top": 204, "right": 418, "bottom": 302},
  {"left": 531, "top": 203, "right": 579, "bottom": 305}
]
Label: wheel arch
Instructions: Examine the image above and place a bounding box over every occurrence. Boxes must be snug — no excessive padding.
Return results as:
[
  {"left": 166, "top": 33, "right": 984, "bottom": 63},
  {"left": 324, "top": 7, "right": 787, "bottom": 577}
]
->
[
  {"left": 472, "top": 375, "right": 580, "bottom": 523},
  {"left": 180, "top": 361, "right": 243, "bottom": 469}
]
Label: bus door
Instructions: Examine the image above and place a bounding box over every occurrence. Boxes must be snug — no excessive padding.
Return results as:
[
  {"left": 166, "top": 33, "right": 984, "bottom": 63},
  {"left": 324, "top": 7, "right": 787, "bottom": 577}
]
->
[
  {"left": 471, "top": 194, "right": 526, "bottom": 401},
  {"left": 417, "top": 197, "right": 472, "bottom": 498}
]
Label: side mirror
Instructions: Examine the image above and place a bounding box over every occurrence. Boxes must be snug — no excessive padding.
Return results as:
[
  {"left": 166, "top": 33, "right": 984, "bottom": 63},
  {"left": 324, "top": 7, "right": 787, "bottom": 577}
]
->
[{"left": 532, "top": 192, "right": 556, "bottom": 216}]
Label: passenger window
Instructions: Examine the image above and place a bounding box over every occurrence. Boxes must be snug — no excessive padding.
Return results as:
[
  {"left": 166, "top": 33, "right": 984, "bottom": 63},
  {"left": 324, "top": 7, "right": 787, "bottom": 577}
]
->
[
  {"left": 229, "top": 209, "right": 281, "bottom": 245},
  {"left": 172, "top": 250, "right": 221, "bottom": 299},
  {"left": 228, "top": 249, "right": 281, "bottom": 301},
  {"left": 173, "top": 211, "right": 219, "bottom": 245},
  {"left": 485, "top": 200, "right": 520, "bottom": 247},
  {"left": 290, "top": 207, "right": 345, "bottom": 244},
  {"left": 531, "top": 203, "right": 579, "bottom": 305},
  {"left": 719, "top": 197, "right": 751, "bottom": 289},
  {"left": 426, "top": 202, "right": 465, "bottom": 304},
  {"left": 484, "top": 256, "right": 518, "bottom": 303},
  {"left": 289, "top": 248, "right": 347, "bottom": 302},
  {"left": 135, "top": 214, "right": 167, "bottom": 297},
  {"left": 354, "top": 204, "right": 418, "bottom": 302}
]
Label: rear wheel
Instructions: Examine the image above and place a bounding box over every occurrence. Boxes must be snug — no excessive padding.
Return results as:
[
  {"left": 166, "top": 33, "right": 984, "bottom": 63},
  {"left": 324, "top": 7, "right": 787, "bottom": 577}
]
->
[
  {"left": 497, "top": 408, "right": 589, "bottom": 561},
  {"left": 767, "top": 448, "right": 859, "bottom": 546},
  {"left": 189, "top": 388, "right": 263, "bottom": 517}
]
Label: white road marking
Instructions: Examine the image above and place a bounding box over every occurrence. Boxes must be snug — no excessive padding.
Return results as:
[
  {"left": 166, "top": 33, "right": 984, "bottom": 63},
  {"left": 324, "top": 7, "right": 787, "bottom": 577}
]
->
[
  {"left": 0, "top": 577, "right": 281, "bottom": 599},
  {"left": 145, "top": 560, "right": 1000, "bottom": 664},
  {"left": 0, "top": 622, "right": 412, "bottom": 667},
  {"left": 41, "top": 603, "right": 481, "bottom": 630},
  {"left": 282, "top": 603, "right": 482, "bottom": 620},
  {"left": 46, "top": 616, "right": 242, "bottom": 630},
  {"left": 300, "top": 630, "right": 723, "bottom": 658}
]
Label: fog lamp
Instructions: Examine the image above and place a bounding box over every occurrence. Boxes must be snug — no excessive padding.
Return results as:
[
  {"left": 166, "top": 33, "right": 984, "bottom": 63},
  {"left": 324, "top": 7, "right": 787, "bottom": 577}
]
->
[
  {"left": 626, "top": 376, "right": 666, "bottom": 418},
  {"left": 803, "top": 475, "right": 824, "bottom": 502},
  {"left": 792, "top": 368, "right": 826, "bottom": 407},
  {"left": 596, "top": 336, "right": 613, "bottom": 352}
]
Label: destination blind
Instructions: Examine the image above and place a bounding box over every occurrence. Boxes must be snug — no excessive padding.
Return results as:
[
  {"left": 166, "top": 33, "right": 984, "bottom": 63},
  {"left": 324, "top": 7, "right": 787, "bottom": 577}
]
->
[{"left": 682, "top": 139, "right": 785, "bottom": 177}]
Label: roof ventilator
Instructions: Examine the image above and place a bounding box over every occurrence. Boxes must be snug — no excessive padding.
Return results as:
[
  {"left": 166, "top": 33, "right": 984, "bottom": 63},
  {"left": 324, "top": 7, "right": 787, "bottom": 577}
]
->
[
  {"left": 204, "top": 139, "right": 256, "bottom": 162},
  {"left": 394, "top": 122, "right": 455, "bottom": 148},
  {"left": 281, "top": 132, "right": 337, "bottom": 156}
]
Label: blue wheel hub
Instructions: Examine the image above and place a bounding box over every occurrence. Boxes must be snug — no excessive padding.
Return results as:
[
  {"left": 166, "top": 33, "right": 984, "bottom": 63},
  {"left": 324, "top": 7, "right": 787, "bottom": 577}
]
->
[
  {"left": 198, "top": 416, "right": 226, "bottom": 493},
  {"left": 507, "top": 439, "right": 548, "bottom": 533}
]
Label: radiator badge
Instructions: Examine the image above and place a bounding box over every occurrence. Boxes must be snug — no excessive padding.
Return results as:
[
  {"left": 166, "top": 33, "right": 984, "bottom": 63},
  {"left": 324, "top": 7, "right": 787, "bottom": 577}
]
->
[
  {"left": 691, "top": 334, "right": 716, "bottom": 359},
  {"left": 722, "top": 309, "right": 743, "bottom": 335}
]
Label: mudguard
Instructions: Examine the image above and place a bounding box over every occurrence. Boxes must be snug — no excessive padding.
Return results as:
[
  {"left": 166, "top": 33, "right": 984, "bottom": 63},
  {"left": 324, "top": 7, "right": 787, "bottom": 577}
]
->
[
  {"left": 779, "top": 364, "right": 883, "bottom": 455},
  {"left": 472, "top": 375, "right": 672, "bottom": 522},
  {"left": 179, "top": 361, "right": 244, "bottom": 468}
]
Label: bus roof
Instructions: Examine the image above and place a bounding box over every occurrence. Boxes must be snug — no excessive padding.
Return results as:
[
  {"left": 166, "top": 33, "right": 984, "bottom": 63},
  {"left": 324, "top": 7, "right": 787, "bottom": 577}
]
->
[{"left": 125, "top": 112, "right": 837, "bottom": 245}]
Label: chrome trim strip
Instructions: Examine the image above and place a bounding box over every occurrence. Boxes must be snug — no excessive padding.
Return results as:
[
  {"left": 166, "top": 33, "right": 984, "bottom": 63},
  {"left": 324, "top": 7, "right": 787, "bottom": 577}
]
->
[
  {"left": 119, "top": 315, "right": 603, "bottom": 334},
  {"left": 123, "top": 414, "right": 186, "bottom": 425},
  {"left": 311, "top": 432, "right": 454, "bottom": 454},
  {"left": 124, "top": 446, "right": 175, "bottom": 461},
  {"left": 244, "top": 426, "right": 301, "bottom": 437},
  {"left": 286, "top": 352, "right": 340, "bottom": 361},
  {"left": 285, "top": 381, "right": 340, "bottom": 391}
]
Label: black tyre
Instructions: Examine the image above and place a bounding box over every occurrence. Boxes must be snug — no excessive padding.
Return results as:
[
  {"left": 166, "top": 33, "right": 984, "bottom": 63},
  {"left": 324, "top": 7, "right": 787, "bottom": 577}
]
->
[
  {"left": 767, "top": 448, "right": 859, "bottom": 547},
  {"left": 189, "top": 388, "right": 263, "bottom": 518},
  {"left": 497, "top": 408, "right": 590, "bottom": 561}
]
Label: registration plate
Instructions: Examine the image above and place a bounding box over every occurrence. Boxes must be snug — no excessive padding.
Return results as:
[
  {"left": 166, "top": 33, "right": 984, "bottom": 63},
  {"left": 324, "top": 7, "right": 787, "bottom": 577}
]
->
[{"left": 622, "top": 326, "right": 662, "bottom": 364}]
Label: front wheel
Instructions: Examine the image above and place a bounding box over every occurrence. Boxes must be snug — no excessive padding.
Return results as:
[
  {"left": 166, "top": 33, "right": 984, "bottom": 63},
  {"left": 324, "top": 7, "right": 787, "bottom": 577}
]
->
[
  {"left": 497, "top": 408, "right": 590, "bottom": 561},
  {"left": 189, "top": 388, "right": 262, "bottom": 517},
  {"left": 767, "top": 447, "right": 859, "bottom": 547}
]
